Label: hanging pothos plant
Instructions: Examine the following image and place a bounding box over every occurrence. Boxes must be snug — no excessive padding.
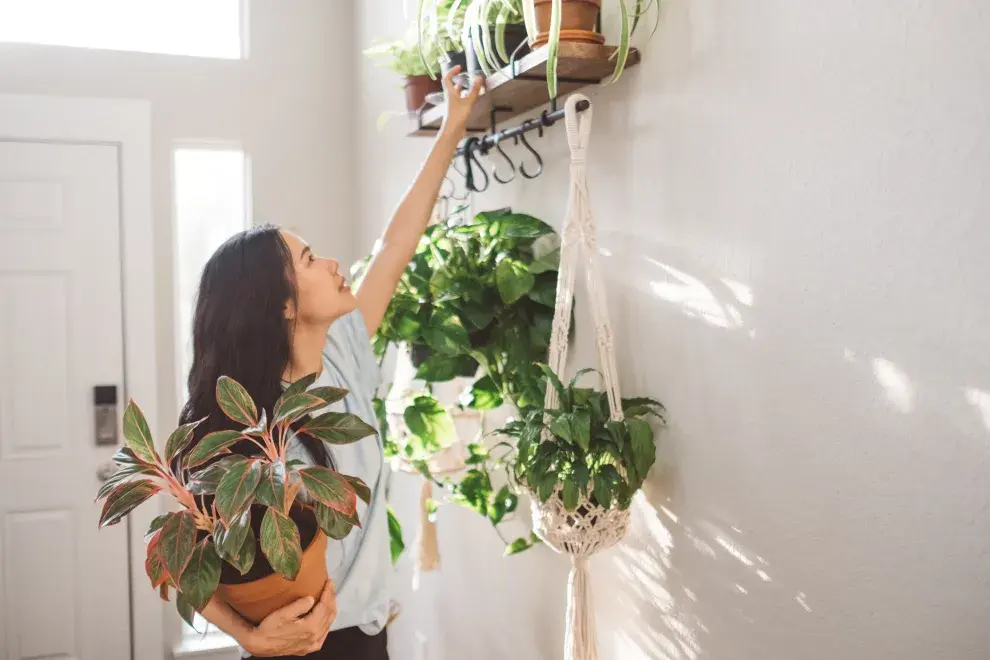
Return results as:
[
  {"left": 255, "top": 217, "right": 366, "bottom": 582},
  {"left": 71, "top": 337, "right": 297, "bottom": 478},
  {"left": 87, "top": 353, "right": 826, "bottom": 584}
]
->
[{"left": 353, "top": 208, "right": 561, "bottom": 555}]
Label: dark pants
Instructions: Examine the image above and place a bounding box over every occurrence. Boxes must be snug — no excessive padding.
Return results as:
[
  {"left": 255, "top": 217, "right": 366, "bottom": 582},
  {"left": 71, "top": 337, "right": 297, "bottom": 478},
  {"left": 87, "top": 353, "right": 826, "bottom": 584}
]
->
[{"left": 248, "top": 627, "right": 388, "bottom": 660}]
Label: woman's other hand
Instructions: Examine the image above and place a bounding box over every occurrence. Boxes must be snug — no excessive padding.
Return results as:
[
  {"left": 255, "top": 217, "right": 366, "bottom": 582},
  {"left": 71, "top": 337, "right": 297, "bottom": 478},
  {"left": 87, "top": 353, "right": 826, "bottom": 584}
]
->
[
  {"left": 439, "top": 65, "right": 483, "bottom": 140},
  {"left": 243, "top": 580, "right": 338, "bottom": 657}
]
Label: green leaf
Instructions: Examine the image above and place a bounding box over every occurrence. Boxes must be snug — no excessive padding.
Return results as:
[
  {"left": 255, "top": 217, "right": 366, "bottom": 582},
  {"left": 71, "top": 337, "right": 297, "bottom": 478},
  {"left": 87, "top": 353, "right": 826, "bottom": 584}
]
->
[
  {"left": 316, "top": 502, "right": 357, "bottom": 540},
  {"left": 255, "top": 460, "right": 287, "bottom": 508},
  {"left": 562, "top": 479, "right": 579, "bottom": 511},
  {"left": 505, "top": 536, "right": 534, "bottom": 556},
  {"left": 273, "top": 393, "right": 325, "bottom": 427},
  {"left": 299, "top": 466, "right": 358, "bottom": 515},
  {"left": 490, "top": 485, "right": 518, "bottom": 525},
  {"left": 496, "top": 258, "right": 535, "bottom": 304},
  {"left": 528, "top": 248, "right": 560, "bottom": 274},
  {"left": 414, "top": 354, "right": 461, "bottom": 382},
  {"left": 96, "top": 463, "right": 158, "bottom": 501},
  {"left": 187, "top": 455, "right": 248, "bottom": 495},
  {"left": 622, "top": 396, "right": 666, "bottom": 420},
  {"left": 537, "top": 363, "right": 567, "bottom": 406},
  {"left": 241, "top": 408, "right": 268, "bottom": 437},
  {"left": 260, "top": 508, "right": 302, "bottom": 580},
  {"left": 387, "top": 506, "right": 405, "bottom": 566},
  {"left": 527, "top": 274, "right": 558, "bottom": 307},
  {"left": 422, "top": 310, "right": 470, "bottom": 356},
  {"left": 165, "top": 418, "right": 204, "bottom": 463},
  {"left": 176, "top": 592, "right": 197, "bottom": 630},
  {"left": 495, "top": 213, "right": 554, "bottom": 238},
  {"left": 309, "top": 386, "right": 348, "bottom": 406},
  {"left": 537, "top": 472, "right": 557, "bottom": 503},
  {"left": 574, "top": 461, "right": 590, "bottom": 494},
  {"left": 403, "top": 395, "right": 456, "bottom": 448},
  {"left": 300, "top": 412, "right": 377, "bottom": 446},
  {"left": 462, "top": 375, "right": 504, "bottom": 410},
  {"left": 214, "top": 508, "right": 251, "bottom": 565},
  {"left": 178, "top": 539, "right": 221, "bottom": 612},
  {"left": 185, "top": 430, "right": 243, "bottom": 469},
  {"left": 216, "top": 375, "right": 258, "bottom": 426},
  {"left": 280, "top": 372, "right": 319, "bottom": 401},
  {"left": 98, "top": 479, "right": 161, "bottom": 527},
  {"left": 215, "top": 459, "right": 262, "bottom": 522},
  {"left": 593, "top": 471, "right": 614, "bottom": 508},
  {"left": 549, "top": 411, "right": 590, "bottom": 451},
  {"left": 159, "top": 511, "right": 197, "bottom": 582},
  {"left": 343, "top": 475, "right": 372, "bottom": 506},
  {"left": 627, "top": 418, "right": 656, "bottom": 480},
  {"left": 122, "top": 401, "right": 158, "bottom": 464}
]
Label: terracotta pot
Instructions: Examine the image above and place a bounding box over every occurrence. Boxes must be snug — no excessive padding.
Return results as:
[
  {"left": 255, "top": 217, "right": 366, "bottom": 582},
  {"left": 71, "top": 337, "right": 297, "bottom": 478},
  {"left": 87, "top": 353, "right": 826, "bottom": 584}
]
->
[
  {"left": 532, "top": 0, "right": 601, "bottom": 45},
  {"left": 216, "top": 531, "right": 328, "bottom": 626},
  {"left": 404, "top": 75, "right": 443, "bottom": 113}
]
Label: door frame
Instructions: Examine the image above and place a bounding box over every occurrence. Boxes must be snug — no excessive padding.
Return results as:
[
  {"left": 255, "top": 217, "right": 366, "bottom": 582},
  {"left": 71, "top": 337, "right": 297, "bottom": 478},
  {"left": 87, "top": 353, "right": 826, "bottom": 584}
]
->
[{"left": 0, "top": 94, "right": 160, "bottom": 660}]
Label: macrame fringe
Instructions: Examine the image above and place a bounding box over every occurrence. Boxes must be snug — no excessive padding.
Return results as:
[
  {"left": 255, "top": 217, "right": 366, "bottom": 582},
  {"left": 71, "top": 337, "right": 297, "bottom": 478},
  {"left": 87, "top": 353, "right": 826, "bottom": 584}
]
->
[
  {"left": 565, "top": 556, "right": 597, "bottom": 660},
  {"left": 415, "top": 477, "right": 440, "bottom": 573}
]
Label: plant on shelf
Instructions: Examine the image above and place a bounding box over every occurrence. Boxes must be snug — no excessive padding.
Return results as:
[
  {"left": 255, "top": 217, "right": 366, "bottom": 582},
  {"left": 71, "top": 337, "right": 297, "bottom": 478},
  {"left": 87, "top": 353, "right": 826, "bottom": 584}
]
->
[
  {"left": 364, "top": 24, "right": 445, "bottom": 113},
  {"left": 416, "top": 0, "right": 471, "bottom": 78},
  {"left": 94, "top": 374, "right": 376, "bottom": 627},
  {"left": 456, "top": 366, "right": 664, "bottom": 554},
  {"left": 461, "top": 0, "right": 537, "bottom": 76},
  {"left": 532, "top": 0, "right": 662, "bottom": 98}
]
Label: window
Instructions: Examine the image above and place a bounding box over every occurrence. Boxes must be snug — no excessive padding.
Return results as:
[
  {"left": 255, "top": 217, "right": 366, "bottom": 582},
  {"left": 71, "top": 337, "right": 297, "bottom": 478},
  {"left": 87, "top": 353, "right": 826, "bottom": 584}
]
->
[
  {"left": 173, "top": 147, "right": 248, "bottom": 641},
  {"left": 0, "top": 0, "right": 245, "bottom": 59}
]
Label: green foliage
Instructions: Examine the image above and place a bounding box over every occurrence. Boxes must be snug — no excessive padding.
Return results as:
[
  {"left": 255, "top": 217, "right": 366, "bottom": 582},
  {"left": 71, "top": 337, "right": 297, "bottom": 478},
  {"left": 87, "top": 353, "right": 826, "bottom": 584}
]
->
[
  {"left": 364, "top": 22, "right": 443, "bottom": 78},
  {"left": 94, "top": 374, "right": 378, "bottom": 624}
]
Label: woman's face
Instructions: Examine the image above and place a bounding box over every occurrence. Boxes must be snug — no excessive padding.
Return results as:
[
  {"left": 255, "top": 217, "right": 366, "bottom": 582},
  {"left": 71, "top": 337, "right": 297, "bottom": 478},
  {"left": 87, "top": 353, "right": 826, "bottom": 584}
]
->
[{"left": 280, "top": 230, "right": 356, "bottom": 325}]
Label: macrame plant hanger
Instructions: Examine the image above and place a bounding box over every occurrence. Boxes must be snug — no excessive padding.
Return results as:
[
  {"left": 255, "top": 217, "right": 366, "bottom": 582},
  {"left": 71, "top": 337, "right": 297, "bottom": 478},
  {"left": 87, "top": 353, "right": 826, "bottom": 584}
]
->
[{"left": 531, "top": 94, "right": 631, "bottom": 660}]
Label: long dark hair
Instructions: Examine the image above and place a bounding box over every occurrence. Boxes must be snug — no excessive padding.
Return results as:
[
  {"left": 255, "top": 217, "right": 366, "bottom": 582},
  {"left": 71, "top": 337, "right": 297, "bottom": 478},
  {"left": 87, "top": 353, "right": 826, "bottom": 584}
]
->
[{"left": 177, "top": 223, "right": 329, "bottom": 468}]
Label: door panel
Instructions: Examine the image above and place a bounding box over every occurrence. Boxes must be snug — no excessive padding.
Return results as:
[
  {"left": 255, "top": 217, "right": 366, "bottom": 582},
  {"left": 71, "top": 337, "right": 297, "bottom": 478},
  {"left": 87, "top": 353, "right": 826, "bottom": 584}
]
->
[{"left": 0, "top": 141, "right": 130, "bottom": 660}]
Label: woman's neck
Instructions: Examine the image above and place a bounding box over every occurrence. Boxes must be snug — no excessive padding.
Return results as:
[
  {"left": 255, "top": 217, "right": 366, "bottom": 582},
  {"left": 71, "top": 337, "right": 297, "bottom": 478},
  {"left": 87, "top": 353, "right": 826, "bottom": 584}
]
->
[{"left": 283, "top": 320, "right": 329, "bottom": 384}]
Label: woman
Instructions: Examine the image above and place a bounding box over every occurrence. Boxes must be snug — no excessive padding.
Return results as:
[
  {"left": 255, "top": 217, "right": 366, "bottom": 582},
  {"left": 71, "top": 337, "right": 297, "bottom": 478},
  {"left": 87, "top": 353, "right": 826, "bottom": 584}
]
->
[{"left": 181, "top": 67, "right": 481, "bottom": 658}]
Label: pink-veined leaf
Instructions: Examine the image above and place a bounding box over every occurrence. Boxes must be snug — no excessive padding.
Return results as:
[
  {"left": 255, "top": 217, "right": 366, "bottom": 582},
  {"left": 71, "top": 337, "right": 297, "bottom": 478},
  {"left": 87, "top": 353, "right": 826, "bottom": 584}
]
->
[
  {"left": 145, "top": 531, "right": 169, "bottom": 588},
  {"left": 315, "top": 502, "right": 359, "bottom": 540},
  {"left": 96, "top": 463, "right": 158, "bottom": 501},
  {"left": 186, "top": 455, "right": 248, "bottom": 495},
  {"left": 178, "top": 539, "right": 221, "bottom": 612},
  {"left": 299, "top": 412, "right": 376, "bottom": 446},
  {"left": 299, "top": 467, "right": 357, "bottom": 516},
  {"left": 184, "top": 430, "right": 244, "bottom": 469},
  {"left": 122, "top": 400, "right": 158, "bottom": 464},
  {"left": 216, "top": 376, "right": 258, "bottom": 426},
  {"left": 309, "top": 386, "right": 348, "bottom": 406},
  {"left": 165, "top": 417, "right": 205, "bottom": 463},
  {"left": 98, "top": 479, "right": 161, "bottom": 527},
  {"left": 159, "top": 511, "right": 197, "bottom": 583},
  {"left": 255, "top": 460, "right": 286, "bottom": 508},
  {"left": 342, "top": 475, "right": 371, "bottom": 506},
  {"left": 273, "top": 393, "right": 325, "bottom": 428},
  {"left": 215, "top": 459, "right": 261, "bottom": 522},
  {"left": 260, "top": 508, "right": 302, "bottom": 580}
]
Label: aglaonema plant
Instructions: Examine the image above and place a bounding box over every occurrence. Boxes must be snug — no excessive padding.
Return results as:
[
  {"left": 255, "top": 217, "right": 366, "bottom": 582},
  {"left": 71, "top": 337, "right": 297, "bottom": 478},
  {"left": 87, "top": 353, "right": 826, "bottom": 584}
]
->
[{"left": 95, "top": 374, "right": 376, "bottom": 627}]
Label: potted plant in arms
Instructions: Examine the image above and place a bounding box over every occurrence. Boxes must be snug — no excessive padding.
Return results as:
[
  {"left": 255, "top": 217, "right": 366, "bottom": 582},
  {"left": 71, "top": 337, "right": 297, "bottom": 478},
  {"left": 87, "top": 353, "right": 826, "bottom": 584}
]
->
[{"left": 95, "top": 374, "right": 376, "bottom": 626}]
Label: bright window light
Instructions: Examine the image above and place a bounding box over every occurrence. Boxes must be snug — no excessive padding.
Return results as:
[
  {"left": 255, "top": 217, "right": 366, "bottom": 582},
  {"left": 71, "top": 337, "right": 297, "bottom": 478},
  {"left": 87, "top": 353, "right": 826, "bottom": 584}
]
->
[
  {"left": 0, "top": 0, "right": 244, "bottom": 59},
  {"left": 174, "top": 147, "right": 249, "bottom": 404},
  {"left": 173, "top": 147, "right": 248, "bottom": 639}
]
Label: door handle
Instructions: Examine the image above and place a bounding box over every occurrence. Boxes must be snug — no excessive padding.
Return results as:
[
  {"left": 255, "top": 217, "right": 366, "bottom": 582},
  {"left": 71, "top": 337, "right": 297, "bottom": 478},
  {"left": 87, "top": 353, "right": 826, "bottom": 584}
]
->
[{"left": 94, "top": 385, "right": 118, "bottom": 446}]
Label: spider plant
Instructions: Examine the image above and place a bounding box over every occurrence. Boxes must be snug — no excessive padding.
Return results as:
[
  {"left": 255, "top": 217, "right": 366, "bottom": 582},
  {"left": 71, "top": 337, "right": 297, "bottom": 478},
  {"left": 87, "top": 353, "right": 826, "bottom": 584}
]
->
[
  {"left": 544, "top": 0, "right": 661, "bottom": 98},
  {"left": 463, "top": 0, "right": 538, "bottom": 77},
  {"left": 417, "top": 0, "right": 471, "bottom": 78}
]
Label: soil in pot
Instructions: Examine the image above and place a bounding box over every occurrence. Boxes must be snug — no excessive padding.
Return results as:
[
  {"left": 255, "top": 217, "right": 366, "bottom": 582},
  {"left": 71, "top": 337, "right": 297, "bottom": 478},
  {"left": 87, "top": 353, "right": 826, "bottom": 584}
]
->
[
  {"left": 532, "top": 0, "right": 601, "bottom": 46},
  {"left": 404, "top": 75, "right": 443, "bottom": 113},
  {"left": 216, "top": 504, "right": 328, "bottom": 625}
]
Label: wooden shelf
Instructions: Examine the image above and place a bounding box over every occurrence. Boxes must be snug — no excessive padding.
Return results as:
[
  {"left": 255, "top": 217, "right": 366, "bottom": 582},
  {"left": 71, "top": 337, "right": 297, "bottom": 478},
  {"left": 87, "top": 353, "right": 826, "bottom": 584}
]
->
[{"left": 409, "top": 42, "right": 641, "bottom": 136}]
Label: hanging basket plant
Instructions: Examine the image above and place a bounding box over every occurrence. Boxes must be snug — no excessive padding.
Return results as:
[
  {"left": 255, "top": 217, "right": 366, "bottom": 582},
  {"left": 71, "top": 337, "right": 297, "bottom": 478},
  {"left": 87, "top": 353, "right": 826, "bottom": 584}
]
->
[{"left": 94, "top": 374, "right": 376, "bottom": 628}]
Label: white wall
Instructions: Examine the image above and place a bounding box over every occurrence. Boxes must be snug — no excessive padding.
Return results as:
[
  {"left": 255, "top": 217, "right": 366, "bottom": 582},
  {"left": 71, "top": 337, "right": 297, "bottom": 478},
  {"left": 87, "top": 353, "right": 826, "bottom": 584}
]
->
[
  {"left": 0, "top": 0, "right": 356, "bottom": 652},
  {"left": 359, "top": 1, "right": 990, "bottom": 659}
]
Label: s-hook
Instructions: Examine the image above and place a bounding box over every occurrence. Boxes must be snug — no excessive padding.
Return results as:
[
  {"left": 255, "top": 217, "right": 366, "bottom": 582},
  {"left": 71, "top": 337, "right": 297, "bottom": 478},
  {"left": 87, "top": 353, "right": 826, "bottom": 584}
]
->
[
  {"left": 517, "top": 130, "right": 544, "bottom": 179},
  {"left": 462, "top": 137, "right": 489, "bottom": 193},
  {"left": 490, "top": 136, "right": 516, "bottom": 184}
]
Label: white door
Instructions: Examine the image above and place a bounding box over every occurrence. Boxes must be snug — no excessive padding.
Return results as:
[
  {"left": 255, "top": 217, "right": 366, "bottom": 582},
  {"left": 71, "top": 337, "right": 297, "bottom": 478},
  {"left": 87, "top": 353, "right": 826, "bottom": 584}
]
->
[{"left": 0, "top": 141, "right": 131, "bottom": 660}]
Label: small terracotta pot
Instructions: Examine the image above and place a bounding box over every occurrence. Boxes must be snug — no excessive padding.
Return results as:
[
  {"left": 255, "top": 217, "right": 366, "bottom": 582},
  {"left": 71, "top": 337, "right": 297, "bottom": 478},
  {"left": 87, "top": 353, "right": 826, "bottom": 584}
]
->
[
  {"left": 216, "top": 531, "right": 328, "bottom": 625},
  {"left": 404, "top": 75, "right": 443, "bottom": 113},
  {"left": 532, "top": 0, "right": 601, "bottom": 46}
]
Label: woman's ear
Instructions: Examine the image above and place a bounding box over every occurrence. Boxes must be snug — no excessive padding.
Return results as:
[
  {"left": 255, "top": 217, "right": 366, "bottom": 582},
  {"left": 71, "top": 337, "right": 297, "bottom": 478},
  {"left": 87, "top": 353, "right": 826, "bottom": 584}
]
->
[{"left": 284, "top": 299, "right": 296, "bottom": 321}]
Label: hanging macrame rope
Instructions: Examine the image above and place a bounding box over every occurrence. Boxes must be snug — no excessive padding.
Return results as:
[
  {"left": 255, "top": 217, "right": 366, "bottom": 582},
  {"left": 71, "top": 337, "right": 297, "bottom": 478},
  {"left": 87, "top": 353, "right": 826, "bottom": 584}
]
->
[{"left": 534, "top": 94, "right": 631, "bottom": 660}]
